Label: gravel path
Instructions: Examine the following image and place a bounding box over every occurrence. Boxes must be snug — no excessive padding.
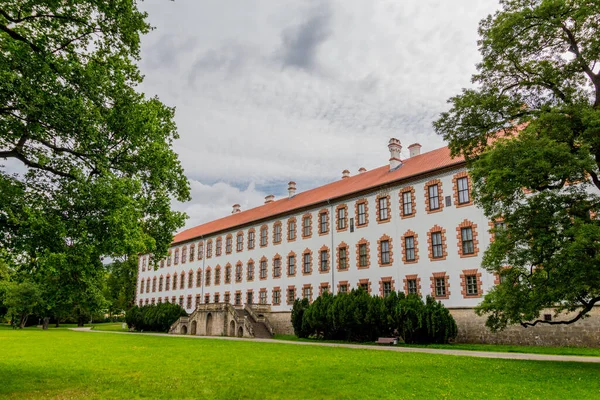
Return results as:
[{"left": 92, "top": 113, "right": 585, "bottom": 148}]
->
[{"left": 69, "top": 327, "right": 600, "bottom": 363}]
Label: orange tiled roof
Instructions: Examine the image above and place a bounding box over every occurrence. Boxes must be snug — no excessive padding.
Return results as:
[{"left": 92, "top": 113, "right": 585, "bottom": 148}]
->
[{"left": 173, "top": 145, "right": 464, "bottom": 244}]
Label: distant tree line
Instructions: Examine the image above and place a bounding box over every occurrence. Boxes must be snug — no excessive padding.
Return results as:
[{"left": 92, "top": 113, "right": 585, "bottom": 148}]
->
[
  {"left": 292, "top": 289, "right": 457, "bottom": 344},
  {"left": 0, "top": 255, "right": 138, "bottom": 328}
]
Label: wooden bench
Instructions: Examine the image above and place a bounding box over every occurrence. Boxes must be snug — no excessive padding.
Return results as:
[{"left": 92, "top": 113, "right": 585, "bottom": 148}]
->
[{"left": 376, "top": 337, "right": 398, "bottom": 345}]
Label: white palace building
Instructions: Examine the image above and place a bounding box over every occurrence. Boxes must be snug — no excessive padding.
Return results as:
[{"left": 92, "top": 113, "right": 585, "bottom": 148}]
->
[{"left": 135, "top": 138, "right": 600, "bottom": 345}]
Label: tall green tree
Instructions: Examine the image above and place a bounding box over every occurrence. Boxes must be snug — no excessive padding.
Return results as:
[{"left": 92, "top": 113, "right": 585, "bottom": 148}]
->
[
  {"left": 104, "top": 255, "right": 138, "bottom": 317},
  {"left": 434, "top": 0, "right": 600, "bottom": 330},
  {"left": 0, "top": 2, "right": 189, "bottom": 280}
]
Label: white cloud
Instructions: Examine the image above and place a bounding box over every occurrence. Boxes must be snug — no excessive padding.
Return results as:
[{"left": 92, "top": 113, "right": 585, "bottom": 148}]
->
[{"left": 138, "top": 0, "right": 501, "bottom": 231}]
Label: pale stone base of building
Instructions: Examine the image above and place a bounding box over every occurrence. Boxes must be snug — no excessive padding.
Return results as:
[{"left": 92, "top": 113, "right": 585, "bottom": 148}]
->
[
  {"left": 450, "top": 307, "right": 600, "bottom": 347},
  {"left": 261, "top": 307, "right": 600, "bottom": 347}
]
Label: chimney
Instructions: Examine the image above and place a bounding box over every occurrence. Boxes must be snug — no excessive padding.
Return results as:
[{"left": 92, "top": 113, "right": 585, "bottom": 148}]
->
[
  {"left": 232, "top": 204, "right": 241, "bottom": 214},
  {"left": 388, "top": 138, "right": 402, "bottom": 171},
  {"left": 408, "top": 143, "right": 421, "bottom": 158},
  {"left": 288, "top": 181, "right": 296, "bottom": 198},
  {"left": 342, "top": 170, "right": 350, "bottom": 179},
  {"left": 358, "top": 167, "right": 367, "bottom": 174},
  {"left": 265, "top": 194, "right": 275, "bottom": 204}
]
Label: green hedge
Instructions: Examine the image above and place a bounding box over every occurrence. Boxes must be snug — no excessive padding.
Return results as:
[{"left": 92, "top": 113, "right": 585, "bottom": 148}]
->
[
  {"left": 126, "top": 303, "right": 188, "bottom": 333},
  {"left": 291, "top": 289, "right": 457, "bottom": 344}
]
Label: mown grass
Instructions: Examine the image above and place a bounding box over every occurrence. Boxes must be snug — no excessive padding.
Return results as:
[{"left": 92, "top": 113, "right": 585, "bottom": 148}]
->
[
  {"left": 1, "top": 329, "right": 599, "bottom": 399},
  {"left": 273, "top": 334, "right": 600, "bottom": 357}
]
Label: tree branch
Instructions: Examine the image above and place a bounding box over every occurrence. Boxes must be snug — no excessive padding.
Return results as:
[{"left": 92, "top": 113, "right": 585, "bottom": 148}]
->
[
  {"left": 0, "top": 9, "right": 85, "bottom": 24},
  {"left": 520, "top": 296, "right": 600, "bottom": 328},
  {"left": 0, "top": 148, "right": 76, "bottom": 179},
  {"left": 0, "top": 22, "right": 42, "bottom": 53}
]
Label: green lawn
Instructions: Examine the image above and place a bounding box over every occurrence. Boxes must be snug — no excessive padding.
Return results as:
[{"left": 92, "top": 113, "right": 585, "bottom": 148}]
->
[
  {"left": 273, "top": 334, "right": 600, "bottom": 357},
  {"left": 1, "top": 329, "right": 599, "bottom": 399}
]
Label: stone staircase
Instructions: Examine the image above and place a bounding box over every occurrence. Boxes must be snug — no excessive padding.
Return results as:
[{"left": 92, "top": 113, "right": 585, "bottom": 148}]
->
[{"left": 239, "top": 309, "right": 272, "bottom": 339}]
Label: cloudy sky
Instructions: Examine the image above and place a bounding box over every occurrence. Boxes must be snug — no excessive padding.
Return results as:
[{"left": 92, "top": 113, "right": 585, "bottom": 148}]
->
[{"left": 137, "top": 0, "right": 500, "bottom": 231}]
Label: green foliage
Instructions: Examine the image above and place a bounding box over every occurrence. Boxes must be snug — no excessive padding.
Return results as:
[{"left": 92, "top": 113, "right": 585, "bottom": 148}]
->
[
  {"left": 293, "top": 289, "right": 457, "bottom": 344},
  {"left": 434, "top": 0, "right": 600, "bottom": 330},
  {"left": 125, "top": 302, "right": 187, "bottom": 333},
  {"left": 0, "top": 1, "right": 189, "bottom": 292},
  {"left": 291, "top": 297, "right": 310, "bottom": 338},
  {"left": 104, "top": 255, "right": 138, "bottom": 316},
  {"left": 3, "top": 280, "right": 42, "bottom": 328}
]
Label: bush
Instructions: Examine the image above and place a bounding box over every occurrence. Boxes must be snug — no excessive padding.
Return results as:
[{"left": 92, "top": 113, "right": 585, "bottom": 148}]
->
[
  {"left": 126, "top": 302, "right": 187, "bottom": 332},
  {"left": 291, "top": 289, "right": 457, "bottom": 344}
]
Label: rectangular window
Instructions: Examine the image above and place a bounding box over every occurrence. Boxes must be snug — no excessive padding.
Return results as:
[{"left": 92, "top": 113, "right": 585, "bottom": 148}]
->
[
  {"left": 225, "top": 266, "right": 231, "bottom": 283},
  {"left": 435, "top": 277, "right": 446, "bottom": 297},
  {"left": 461, "top": 227, "right": 474, "bottom": 255},
  {"left": 274, "top": 224, "right": 282, "bottom": 243},
  {"left": 337, "top": 207, "right": 346, "bottom": 230},
  {"left": 260, "top": 228, "right": 268, "bottom": 246},
  {"left": 215, "top": 268, "right": 221, "bottom": 285},
  {"left": 181, "top": 247, "right": 187, "bottom": 263},
  {"left": 189, "top": 246, "right": 195, "bottom": 261},
  {"left": 235, "top": 292, "right": 242, "bottom": 306},
  {"left": 287, "top": 288, "right": 295, "bottom": 304},
  {"left": 216, "top": 239, "right": 222, "bottom": 256},
  {"left": 224, "top": 293, "right": 230, "bottom": 303},
  {"left": 303, "top": 286, "right": 311, "bottom": 300},
  {"left": 205, "top": 270, "right": 211, "bottom": 286},
  {"left": 214, "top": 293, "right": 220, "bottom": 303},
  {"left": 357, "top": 203, "right": 366, "bottom": 225},
  {"left": 204, "top": 294, "right": 210, "bottom": 304},
  {"left": 303, "top": 253, "right": 311, "bottom": 274},
  {"left": 188, "top": 273, "right": 193, "bottom": 288},
  {"left": 303, "top": 217, "right": 311, "bottom": 237},
  {"left": 165, "top": 276, "right": 171, "bottom": 291},
  {"left": 260, "top": 261, "right": 268, "bottom": 279},
  {"left": 405, "top": 236, "right": 415, "bottom": 262},
  {"left": 320, "top": 250, "right": 328, "bottom": 271},
  {"left": 226, "top": 236, "right": 232, "bottom": 253},
  {"left": 380, "top": 240, "right": 390, "bottom": 264},
  {"left": 246, "top": 291, "right": 253, "bottom": 305},
  {"left": 494, "top": 221, "right": 506, "bottom": 231},
  {"left": 359, "top": 243, "right": 368, "bottom": 267},
  {"left": 339, "top": 284, "right": 348, "bottom": 294},
  {"left": 407, "top": 279, "right": 417, "bottom": 295},
  {"left": 259, "top": 291, "right": 267, "bottom": 305},
  {"left": 274, "top": 258, "right": 281, "bottom": 277},
  {"left": 248, "top": 231, "right": 255, "bottom": 249},
  {"left": 378, "top": 197, "right": 389, "bottom": 221},
  {"left": 206, "top": 242, "right": 212, "bottom": 258},
  {"left": 172, "top": 275, "right": 177, "bottom": 290},
  {"left": 167, "top": 253, "right": 172, "bottom": 266},
  {"left": 195, "top": 295, "right": 200, "bottom": 308},
  {"left": 179, "top": 297, "right": 184, "bottom": 307},
  {"left": 273, "top": 290, "right": 281, "bottom": 305},
  {"left": 466, "top": 275, "right": 478, "bottom": 295},
  {"left": 339, "top": 247, "right": 347, "bottom": 270},
  {"left": 383, "top": 281, "right": 391, "bottom": 297},
  {"left": 457, "top": 177, "right": 470, "bottom": 204},
  {"left": 319, "top": 212, "right": 328, "bottom": 234},
  {"left": 288, "top": 220, "right": 296, "bottom": 240},
  {"left": 431, "top": 232, "right": 443, "bottom": 259},
  {"left": 198, "top": 243, "right": 203, "bottom": 260},
  {"left": 236, "top": 265, "right": 243, "bottom": 282},
  {"left": 288, "top": 255, "right": 296, "bottom": 275},
  {"left": 174, "top": 250, "right": 180, "bottom": 264},
  {"left": 428, "top": 185, "right": 440, "bottom": 210},
  {"left": 247, "top": 263, "right": 254, "bottom": 281},
  {"left": 360, "top": 282, "right": 369, "bottom": 291},
  {"left": 237, "top": 234, "right": 243, "bottom": 251},
  {"left": 180, "top": 275, "right": 185, "bottom": 289},
  {"left": 402, "top": 191, "right": 413, "bottom": 216}
]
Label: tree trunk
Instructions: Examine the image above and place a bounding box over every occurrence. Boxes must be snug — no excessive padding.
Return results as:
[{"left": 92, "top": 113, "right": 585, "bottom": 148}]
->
[
  {"left": 77, "top": 316, "right": 85, "bottom": 327},
  {"left": 42, "top": 317, "right": 50, "bottom": 330},
  {"left": 19, "top": 314, "right": 28, "bottom": 329}
]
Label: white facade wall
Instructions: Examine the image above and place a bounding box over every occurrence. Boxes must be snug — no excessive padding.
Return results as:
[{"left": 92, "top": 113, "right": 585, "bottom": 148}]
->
[{"left": 136, "top": 166, "right": 495, "bottom": 312}]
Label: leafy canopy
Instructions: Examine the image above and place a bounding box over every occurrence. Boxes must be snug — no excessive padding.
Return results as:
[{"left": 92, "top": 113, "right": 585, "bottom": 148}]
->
[
  {"left": 0, "top": 1, "right": 189, "bottom": 273},
  {"left": 434, "top": 0, "right": 600, "bottom": 330}
]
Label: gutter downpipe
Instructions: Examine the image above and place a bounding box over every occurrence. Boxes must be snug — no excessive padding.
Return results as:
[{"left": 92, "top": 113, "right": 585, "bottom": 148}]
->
[
  {"left": 200, "top": 236, "right": 205, "bottom": 301},
  {"left": 327, "top": 199, "right": 334, "bottom": 293}
]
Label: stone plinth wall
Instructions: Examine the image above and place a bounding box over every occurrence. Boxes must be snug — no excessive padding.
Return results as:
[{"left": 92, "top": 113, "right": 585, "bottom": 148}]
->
[
  {"left": 264, "top": 307, "right": 600, "bottom": 347},
  {"left": 450, "top": 306, "right": 600, "bottom": 347},
  {"left": 265, "top": 312, "right": 294, "bottom": 335}
]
